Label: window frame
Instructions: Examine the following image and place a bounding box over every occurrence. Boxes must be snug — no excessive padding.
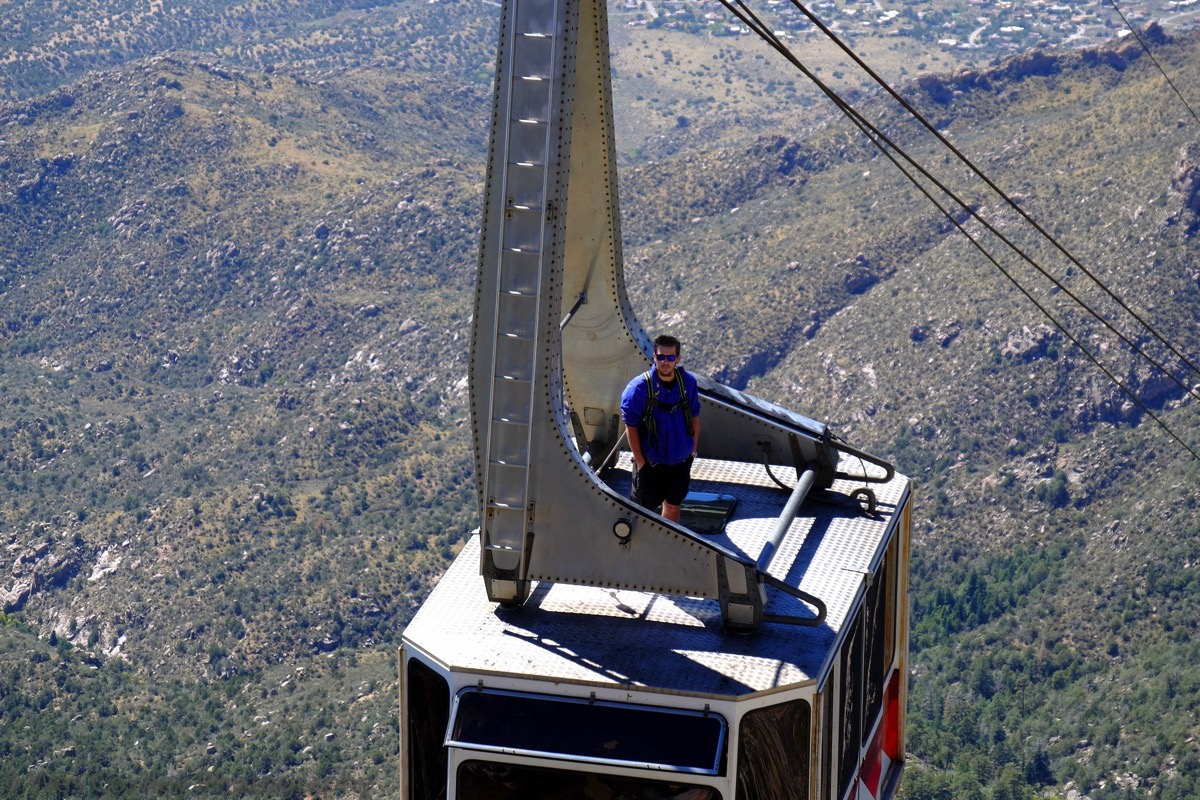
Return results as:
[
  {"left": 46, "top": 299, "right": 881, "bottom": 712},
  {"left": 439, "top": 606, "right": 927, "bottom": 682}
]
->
[{"left": 448, "top": 686, "right": 729, "bottom": 775}]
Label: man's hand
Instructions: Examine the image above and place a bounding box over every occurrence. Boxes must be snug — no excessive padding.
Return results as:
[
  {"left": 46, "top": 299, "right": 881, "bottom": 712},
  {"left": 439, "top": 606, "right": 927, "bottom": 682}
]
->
[{"left": 626, "top": 424, "right": 647, "bottom": 470}]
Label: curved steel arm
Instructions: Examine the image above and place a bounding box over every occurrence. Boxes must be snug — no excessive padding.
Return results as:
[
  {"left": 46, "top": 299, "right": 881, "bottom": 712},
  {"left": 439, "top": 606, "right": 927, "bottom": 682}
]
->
[
  {"left": 761, "top": 573, "right": 827, "bottom": 627},
  {"left": 832, "top": 439, "right": 895, "bottom": 484}
]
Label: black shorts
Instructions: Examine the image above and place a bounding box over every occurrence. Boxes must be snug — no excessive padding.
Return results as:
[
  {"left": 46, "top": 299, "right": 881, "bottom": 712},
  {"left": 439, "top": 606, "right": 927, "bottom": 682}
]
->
[{"left": 632, "top": 457, "right": 693, "bottom": 512}]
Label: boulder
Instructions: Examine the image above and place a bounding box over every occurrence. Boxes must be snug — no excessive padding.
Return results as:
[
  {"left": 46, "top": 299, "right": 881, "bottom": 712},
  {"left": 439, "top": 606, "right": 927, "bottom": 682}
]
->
[
  {"left": 2, "top": 581, "right": 33, "bottom": 612},
  {"left": 1002, "top": 323, "right": 1057, "bottom": 361},
  {"left": 1167, "top": 141, "right": 1200, "bottom": 232}
]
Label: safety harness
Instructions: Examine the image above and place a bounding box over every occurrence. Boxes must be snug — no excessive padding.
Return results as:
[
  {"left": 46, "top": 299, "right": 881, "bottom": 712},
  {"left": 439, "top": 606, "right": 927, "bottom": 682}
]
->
[{"left": 639, "top": 368, "right": 694, "bottom": 449}]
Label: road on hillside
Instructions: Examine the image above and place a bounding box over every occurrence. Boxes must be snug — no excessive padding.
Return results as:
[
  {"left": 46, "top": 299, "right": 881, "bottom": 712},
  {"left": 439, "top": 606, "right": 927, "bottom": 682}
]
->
[{"left": 968, "top": 20, "right": 990, "bottom": 46}]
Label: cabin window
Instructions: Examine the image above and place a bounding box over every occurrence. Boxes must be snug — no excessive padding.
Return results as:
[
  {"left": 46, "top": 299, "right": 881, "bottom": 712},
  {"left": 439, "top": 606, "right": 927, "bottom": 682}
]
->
[
  {"left": 405, "top": 657, "right": 450, "bottom": 800},
  {"left": 450, "top": 688, "right": 726, "bottom": 773},
  {"left": 838, "top": 605, "right": 864, "bottom": 798},
  {"left": 457, "top": 761, "right": 722, "bottom": 799},
  {"left": 833, "top": 532, "right": 902, "bottom": 800},
  {"left": 735, "top": 698, "right": 811, "bottom": 800},
  {"left": 864, "top": 537, "right": 897, "bottom": 747}
]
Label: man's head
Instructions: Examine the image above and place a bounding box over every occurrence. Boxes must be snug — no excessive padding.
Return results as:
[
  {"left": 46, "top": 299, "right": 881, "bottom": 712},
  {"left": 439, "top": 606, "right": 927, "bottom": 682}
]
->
[{"left": 652, "top": 334, "right": 681, "bottom": 382}]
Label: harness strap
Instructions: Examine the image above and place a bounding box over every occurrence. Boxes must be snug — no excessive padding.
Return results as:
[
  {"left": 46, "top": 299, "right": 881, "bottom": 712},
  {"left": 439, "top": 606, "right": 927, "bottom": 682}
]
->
[{"left": 639, "top": 368, "right": 694, "bottom": 449}]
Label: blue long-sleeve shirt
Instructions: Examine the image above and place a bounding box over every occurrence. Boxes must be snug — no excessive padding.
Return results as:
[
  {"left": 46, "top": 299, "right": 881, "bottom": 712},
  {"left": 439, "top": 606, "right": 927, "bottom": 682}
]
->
[{"left": 620, "top": 369, "right": 700, "bottom": 466}]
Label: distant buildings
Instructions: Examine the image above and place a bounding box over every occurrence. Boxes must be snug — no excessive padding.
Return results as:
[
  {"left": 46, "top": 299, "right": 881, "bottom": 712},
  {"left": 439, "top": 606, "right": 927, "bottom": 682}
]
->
[{"left": 618, "top": 0, "right": 1197, "bottom": 52}]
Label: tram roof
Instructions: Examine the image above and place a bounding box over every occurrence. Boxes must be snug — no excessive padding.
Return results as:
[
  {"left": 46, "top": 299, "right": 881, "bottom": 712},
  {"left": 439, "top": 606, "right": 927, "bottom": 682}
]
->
[{"left": 403, "top": 457, "right": 911, "bottom": 701}]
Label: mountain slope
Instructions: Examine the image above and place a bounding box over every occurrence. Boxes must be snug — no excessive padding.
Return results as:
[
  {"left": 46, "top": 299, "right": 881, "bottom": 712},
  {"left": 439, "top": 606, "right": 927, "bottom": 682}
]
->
[
  {"left": 0, "top": 20, "right": 1199, "bottom": 800},
  {"left": 1, "top": 56, "right": 490, "bottom": 797},
  {"left": 621, "top": 28, "right": 1200, "bottom": 800}
]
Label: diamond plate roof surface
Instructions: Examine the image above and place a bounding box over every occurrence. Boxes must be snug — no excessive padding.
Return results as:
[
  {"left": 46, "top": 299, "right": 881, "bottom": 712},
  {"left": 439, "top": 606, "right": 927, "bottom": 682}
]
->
[{"left": 404, "top": 459, "right": 910, "bottom": 699}]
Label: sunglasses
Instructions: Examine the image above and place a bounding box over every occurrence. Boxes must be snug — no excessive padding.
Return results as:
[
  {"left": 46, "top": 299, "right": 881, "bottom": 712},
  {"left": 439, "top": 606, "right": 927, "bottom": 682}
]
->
[{"left": 654, "top": 353, "right": 677, "bottom": 362}]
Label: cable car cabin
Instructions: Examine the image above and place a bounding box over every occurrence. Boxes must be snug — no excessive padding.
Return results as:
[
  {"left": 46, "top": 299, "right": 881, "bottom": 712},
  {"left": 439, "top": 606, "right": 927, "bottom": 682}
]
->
[
  {"left": 401, "top": 456, "right": 911, "bottom": 800},
  {"left": 402, "top": 0, "right": 913, "bottom": 794}
]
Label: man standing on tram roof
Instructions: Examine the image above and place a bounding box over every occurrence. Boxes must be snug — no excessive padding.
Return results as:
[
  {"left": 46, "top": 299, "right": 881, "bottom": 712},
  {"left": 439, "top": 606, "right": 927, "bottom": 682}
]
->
[{"left": 620, "top": 334, "right": 701, "bottom": 523}]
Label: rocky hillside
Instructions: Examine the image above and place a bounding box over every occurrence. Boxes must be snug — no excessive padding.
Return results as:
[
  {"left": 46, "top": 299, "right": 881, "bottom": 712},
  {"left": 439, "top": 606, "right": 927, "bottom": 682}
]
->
[
  {"left": 0, "top": 54, "right": 492, "bottom": 797},
  {"left": 622, "top": 28, "right": 1200, "bottom": 800},
  {"left": 0, "top": 14, "right": 1199, "bottom": 800}
]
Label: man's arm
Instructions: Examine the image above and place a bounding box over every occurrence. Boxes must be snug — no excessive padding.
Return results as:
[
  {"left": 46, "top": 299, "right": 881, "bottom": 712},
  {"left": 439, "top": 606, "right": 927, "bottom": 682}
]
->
[
  {"left": 620, "top": 373, "right": 649, "bottom": 468},
  {"left": 627, "top": 425, "right": 647, "bottom": 469},
  {"left": 686, "top": 370, "right": 701, "bottom": 457}
]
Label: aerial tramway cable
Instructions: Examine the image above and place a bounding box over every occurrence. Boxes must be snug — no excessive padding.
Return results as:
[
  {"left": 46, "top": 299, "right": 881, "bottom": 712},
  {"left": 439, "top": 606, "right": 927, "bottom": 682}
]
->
[
  {"left": 1106, "top": 0, "right": 1200, "bottom": 127},
  {"left": 716, "top": 0, "right": 1200, "bottom": 460},
  {"left": 773, "top": 0, "right": 1200, "bottom": 393}
]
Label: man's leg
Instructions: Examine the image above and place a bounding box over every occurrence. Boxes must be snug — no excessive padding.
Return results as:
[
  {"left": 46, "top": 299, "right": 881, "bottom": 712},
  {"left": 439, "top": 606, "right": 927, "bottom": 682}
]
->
[
  {"left": 632, "top": 462, "right": 666, "bottom": 515},
  {"left": 660, "top": 459, "right": 692, "bottom": 524}
]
